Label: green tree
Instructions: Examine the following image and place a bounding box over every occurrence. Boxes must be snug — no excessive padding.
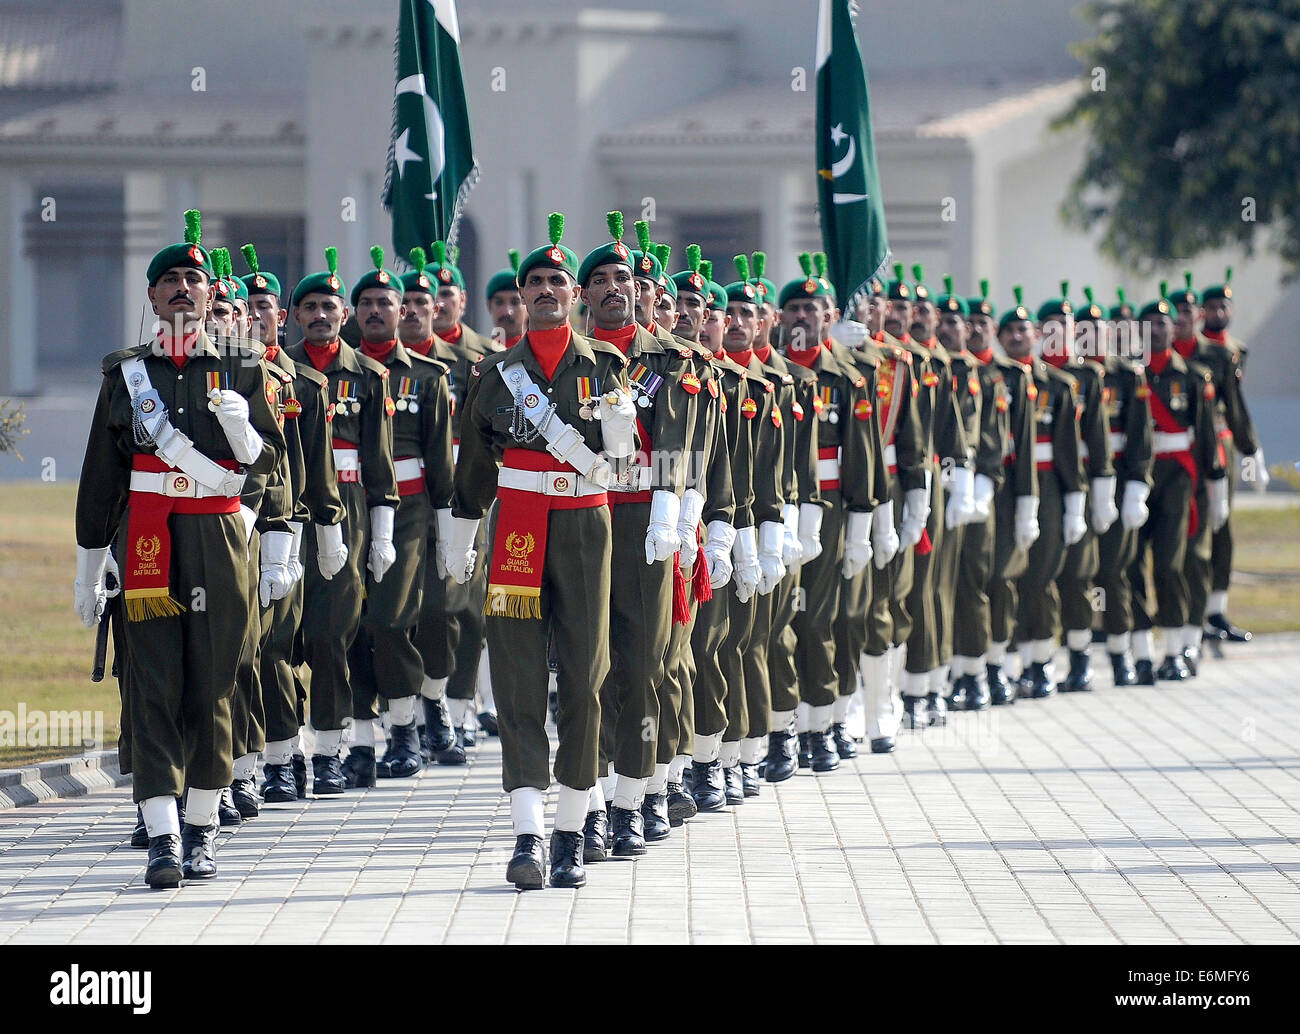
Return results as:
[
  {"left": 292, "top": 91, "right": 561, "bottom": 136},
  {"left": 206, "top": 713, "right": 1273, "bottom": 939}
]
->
[{"left": 1056, "top": 0, "right": 1300, "bottom": 273}]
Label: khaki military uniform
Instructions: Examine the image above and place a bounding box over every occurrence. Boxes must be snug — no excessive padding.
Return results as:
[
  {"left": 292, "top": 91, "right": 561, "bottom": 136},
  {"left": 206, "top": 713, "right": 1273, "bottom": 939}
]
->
[{"left": 987, "top": 355, "right": 1039, "bottom": 648}]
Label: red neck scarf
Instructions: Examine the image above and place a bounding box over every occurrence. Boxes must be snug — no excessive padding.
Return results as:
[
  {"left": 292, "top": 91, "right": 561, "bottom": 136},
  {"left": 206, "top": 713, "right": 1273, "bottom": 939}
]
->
[
  {"left": 1203, "top": 328, "right": 1228, "bottom": 344},
  {"left": 643, "top": 321, "right": 657, "bottom": 336},
  {"left": 754, "top": 344, "right": 773, "bottom": 364},
  {"left": 786, "top": 340, "right": 821, "bottom": 369},
  {"left": 591, "top": 323, "right": 638, "bottom": 354},
  {"left": 505, "top": 334, "right": 523, "bottom": 350},
  {"left": 895, "top": 332, "right": 912, "bottom": 344},
  {"left": 969, "top": 345, "right": 994, "bottom": 364},
  {"left": 361, "top": 338, "right": 398, "bottom": 364},
  {"left": 920, "top": 336, "right": 939, "bottom": 350},
  {"left": 1043, "top": 350, "right": 1070, "bottom": 370},
  {"left": 726, "top": 347, "right": 754, "bottom": 369},
  {"left": 528, "top": 325, "right": 572, "bottom": 381},
  {"left": 304, "top": 339, "right": 340, "bottom": 372},
  {"left": 405, "top": 336, "right": 436, "bottom": 357},
  {"left": 1173, "top": 337, "right": 1198, "bottom": 360},
  {"left": 440, "top": 322, "right": 463, "bottom": 344},
  {"left": 157, "top": 332, "right": 198, "bottom": 369},
  {"left": 1010, "top": 354, "right": 1032, "bottom": 369},
  {"left": 1147, "top": 348, "right": 1172, "bottom": 374}
]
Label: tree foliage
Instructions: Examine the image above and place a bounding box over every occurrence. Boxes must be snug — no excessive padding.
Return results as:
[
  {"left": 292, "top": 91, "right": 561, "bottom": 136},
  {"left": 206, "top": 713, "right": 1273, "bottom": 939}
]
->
[{"left": 1056, "top": 0, "right": 1300, "bottom": 274}]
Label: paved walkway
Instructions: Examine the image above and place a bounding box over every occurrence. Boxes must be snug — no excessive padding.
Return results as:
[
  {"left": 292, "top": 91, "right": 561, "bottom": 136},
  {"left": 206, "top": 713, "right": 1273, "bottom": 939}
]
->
[{"left": 2, "top": 636, "right": 1299, "bottom": 945}]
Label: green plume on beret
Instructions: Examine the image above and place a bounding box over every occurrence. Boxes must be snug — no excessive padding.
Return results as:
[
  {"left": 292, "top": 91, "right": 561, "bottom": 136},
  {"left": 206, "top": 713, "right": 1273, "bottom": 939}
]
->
[
  {"left": 409, "top": 246, "right": 427, "bottom": 274},
  {"left": 1159, "top": 279, "right": 1168, "bottom": 298},
  {"left": 634, "top": 220, "right": 651, "bottom": 253},
  {"left": 1060, "top": 280, "right": 1070, "bottom": 300},
  {"left": 686, "top": 243, "right": 701, "bottom": 273},
  {"left": 893, "top": 261, "right": 904, "bottom": 282},
  {"left": 752, "top": 252, "right": 766, "bottom": 279},
  {"left": 431, "top": 241, "right": 446, "bottom": 264},
  {"left": 219, "top": 248, "right": 233, "bottom": 278},
  {"left": 509, "top": 248, "right": 520, "bottom": 272},
  {"left": 813, "top": 252, "right": 828, "bottom": 278},
  {"left": 606, "top": 211, "right": 624, "bottom": 242},
  {"left": 549, "top": 212, "right": 565, "bottom": 246},
  {"left": 325, "top": 247, "right": 339, "bottom": 275},
  {"left": 911, "top": 263, "right": 924, "bottom": 283},
  {"left": 1224, "top": 266, "right": 1233, "bottom": 284},
  {"left": 370, "top": 245, "right": 385, "bottom": 271},
  {"left": 733, "top": 254, "right": 750, "bottom": 281},
  {"left": 184, "top": 209, "right": 202, "bottom": 246},
  {"left": 797, "top": 252, "right": 813, "bottom": 276},
  {"left": 656, "top": 243, "right": 671, "bottom": 269},
  {"left": 944, "top": 274, "right": 954, "bottom": 296},
  {"left": 1185, "top": 270, "right": 1194, "bottom": 291},
  {"left": 1083, "top": 285, "right": 1095, "bottom": 304},
  {"left": 241, "top": 243, "right": 259, "bottom": 274},
  {"left": 699, "top": 259, "right": 714, "bottom": 282},
  {"left": 1116, "top": 287, "right": 1126, "bottom": 305},
  {"left": 1013, "top": 285, "right": 1024, "bottom": 306},
  {"left": 980, "top": 278, "right": 989, "bottom": 299}
]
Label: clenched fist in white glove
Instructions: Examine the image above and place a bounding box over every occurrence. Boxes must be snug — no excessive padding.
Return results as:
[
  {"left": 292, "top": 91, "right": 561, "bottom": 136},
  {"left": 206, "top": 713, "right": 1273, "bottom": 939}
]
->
[
  {"left": 1014, "top": 495, "right": 1040, "bottom": 552},
  {"left": 842, "top": 510, "right": 873, "bottom": 580},
  {"left": 677, "top": 489, "right": 705, "bottom": 561},
  {"left": 285, "top": 521, "right": 305, "bottom": 586},
  {"left": 780, "top": 503, "right": 804, "bottom": 568},
  {"left": 798, "top": 503, "right": 824, "bottom": 564},
  {"left": 367, "top": 505, "right": 397, "bottom": 583},
  {"left": 703, "top": 520, "right": 736, "bottom": 589},
  {"left": 756, "top": 521, "right": 786, "bottom": 595},
  {"left": 1120, "top": 481, "right": 1150, "bottom": 530},
  {"left": 731, "top": 525, "right": 761, "bottom": 603},
  {"left": 446, "top": 516, "right": 481, "bottom": 585},
  {"left": 74, "top": 546, "right": 111, "bottom": 628},
  {"left": 212, "top": 388, "right": 264, "bottom": 464},
  {"left": 599, "top": 388, "right": 638, "bottom": 459},
  {"left": 316, "top": 521, "right": 349, "bottom": 579},
  {"left": 1089, "top": 476, "right": 1119, "bottom": 535},
  {"left": 258, "top": 530, "right": 296, "bottom": 607},
  {"left": 871, "top": 502, "right": 900, "bottom": 568},
  {"left": 945, "top": 465, "right": 977, "bottom": 529},
  {"left": 646, "top": 491, "right": 682, "bottom": 564},
  {"left": 899, "top": 487, "right": 930, "bottom": 549},
  {"left": 972, "top": 473, "right": 995, "bottom": 522},
  {"left": 829, "top": 319, "right": 869, "bottom": 349},
  {"left": 1062, "top": 491, "right": 1087, "bottom": 546}
]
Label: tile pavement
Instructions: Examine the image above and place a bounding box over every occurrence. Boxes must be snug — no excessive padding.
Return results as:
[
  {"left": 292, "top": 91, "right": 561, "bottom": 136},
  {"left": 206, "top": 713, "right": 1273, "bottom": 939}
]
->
[{"left": 1, "top": 635, "right": 1298, "bottom": 945}]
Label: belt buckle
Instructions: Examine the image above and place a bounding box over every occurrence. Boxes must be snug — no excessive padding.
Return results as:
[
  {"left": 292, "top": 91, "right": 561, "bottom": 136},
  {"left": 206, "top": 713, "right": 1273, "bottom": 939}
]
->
[
  {"left": 546, "top": 471, "right": 578, "bottom": 496},
  {"left": 165, "top": 472, "right": 197, "bottom": 497}
]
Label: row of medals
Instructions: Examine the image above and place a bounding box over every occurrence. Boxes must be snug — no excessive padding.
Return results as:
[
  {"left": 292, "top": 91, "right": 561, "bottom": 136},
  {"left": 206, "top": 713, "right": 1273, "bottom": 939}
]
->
[
  {"left": 577, "top": 385, "right": 654, "bottom": 421},
  {"left": 331, "top": 397, "right": 420, "bottom": 415}
]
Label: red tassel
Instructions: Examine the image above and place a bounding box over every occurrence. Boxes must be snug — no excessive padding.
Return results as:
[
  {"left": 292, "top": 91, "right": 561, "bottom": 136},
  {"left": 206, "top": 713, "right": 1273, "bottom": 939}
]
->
[
  {"left": 692, "top": 540, "right": 712, "bottom": 603},
  {"left": 672, "top": 551, "right": 691, "bottom": 625},
  {"left": 916, "top": 528, "right": 932, "bottom": 555}
]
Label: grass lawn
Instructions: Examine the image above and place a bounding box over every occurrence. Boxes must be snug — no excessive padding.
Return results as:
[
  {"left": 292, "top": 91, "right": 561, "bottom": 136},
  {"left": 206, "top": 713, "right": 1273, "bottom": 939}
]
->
[{"left": 2, "top": 482, "right": 1298, "bottom": 766}]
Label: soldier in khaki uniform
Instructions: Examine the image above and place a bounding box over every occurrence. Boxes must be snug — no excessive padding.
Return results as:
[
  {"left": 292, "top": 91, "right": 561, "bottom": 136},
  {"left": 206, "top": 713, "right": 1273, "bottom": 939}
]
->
[
  {"left": 445, "top": 213, "right": 634, "bottom": 891},
  {"left": 76, "top": 210, "right": 287, "bottom": 886},
  {"left": 284, "top": 249, "right": 399, "bottom": 796}
]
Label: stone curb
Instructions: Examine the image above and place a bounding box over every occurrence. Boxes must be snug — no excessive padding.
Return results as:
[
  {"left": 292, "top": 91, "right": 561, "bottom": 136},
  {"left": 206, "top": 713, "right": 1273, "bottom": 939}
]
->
[{"left": 0, "top": 750, "right": 128, "bottom": 810}]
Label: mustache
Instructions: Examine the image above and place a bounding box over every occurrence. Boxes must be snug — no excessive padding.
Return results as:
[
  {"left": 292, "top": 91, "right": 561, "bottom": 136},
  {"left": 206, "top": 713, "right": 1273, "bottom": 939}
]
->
[
  {"left": 169, "top": 294, "right": 191, "bottom": 304},
  {"left": 365, "top": 315, "right": 384, "bottom": 323}
]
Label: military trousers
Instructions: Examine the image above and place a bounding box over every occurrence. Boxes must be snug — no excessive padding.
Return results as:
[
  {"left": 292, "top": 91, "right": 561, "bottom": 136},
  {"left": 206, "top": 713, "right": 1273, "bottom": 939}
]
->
[
  {"left": 1130, "top": 459, "right": 1193, "bottom": 631},
  {"left": 720, "top": 588, "right": 759, "bottom": 744},
  {"left": 231, "top": 526, "right": 266, "bottom": 760},
  {"left": 953, "top": 510, "right": 994, "bottom": 658},
  {"left": 869, "top": 487, "right": 909, "bottom": 656},
  {"left": 905, "top": 478, "right": 946, "bottom": 674},
  {"left": 1058, "top": 515, "right": 1101, "bottom": 635},
  {"left": 656, "top": 587, "right": 700, "bottom": 764},
  {"left": 989, "top": 476, "right": 1031, "bottom": 646},
  {"left": 834, "top": 558, "right": 871, "bottom": 697},
  {"left": 1096, "top": 478, "right": 1139, "bottom": 637},
  {"left": 690, "top": 578, "right": 732, "bottom": 739},
  {"left": 414, "top": 507, "right": 492, "bottom": 700},
  {"left": 1211, "top": 438, "right": 1237, "bottom": 593},
  {"left": 1182, "top": 477, "right": 1214, "bottom": 627},
  {"left": 934, "top": 488, "right": 965, "bottom": 666},
  {"left": 489, "top": 504, "right": 611, "bottom": 793},
  {"left": 767, "top": 568, "right": 802, "bottom": 713},
  {"left": 260, "top": 577, "right": 304, "bottom": 744},
  {"left": 1014, "top": 470, "right": 1066, "bottom": 644},
  {"left": 791, "top": 495, "right": 847, "bottom": 707}
]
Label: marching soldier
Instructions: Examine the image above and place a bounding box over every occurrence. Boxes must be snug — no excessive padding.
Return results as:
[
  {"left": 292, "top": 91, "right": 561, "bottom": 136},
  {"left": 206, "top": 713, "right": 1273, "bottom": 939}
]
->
[
  {"left": 76, "top": 210, "right": 287, "bottom": 885},
  {"left": 445, "top": 213, "right": 635, "bottom": 891},
  {"left": 1128, "top": 295, "right": 1227, "bottom": 682},
  {"left": 284, "top": 248, "right": 399, "bottom": 795}
]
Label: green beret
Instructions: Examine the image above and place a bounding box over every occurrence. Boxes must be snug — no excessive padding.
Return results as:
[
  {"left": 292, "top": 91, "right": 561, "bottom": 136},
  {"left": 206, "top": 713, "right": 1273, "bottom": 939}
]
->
[
  {"left": 291, "top": 246, "right": 347, "bottom": 307},
  {"left": 578, "top": 211, "right": 634, "bottom": 286},
  {"left": 1036, "top": 280, "right": 1074, "bottom": 322},
  {"left": 886, "top": 262, "right": 912, "bottom": 302},
  {"left": 146, "top": 209, "right": 214, "bottom": 286},
  {"left": 1109, "top": 287, "right": 1135, "bottom": 320},
  {"left": 629, "top": 220, "right": 663, "bottom": 283},
  {"left": 724, "top": 255, "right": 761, "bottom": 306},
  {"left": 240, "top": 243, "right": 281, "bottom": 297},
  {"left": 483, "top": 248, "right": 522, "bottom": 300},
  {"left": 350, "top": 245, "right": 403, "bottom": 305},
  {"left": 401, "top": 246, "right": 435, "bottom": 295},
  {"left": 910, "top": 263, "right": 931, "bottom": 302},
  {"left": 750, "top": 252, "right": 778, "bottom": 306},
  {"left": 1076, "top": 286, "right": 1106, "bottom": 323},
  {"left": 1168, "top": 270, "right": 1200, "bottom": 308},
  {"left": 778, "top": 252, "right": 834, "bottom": 308},
  {"left": 1201, "top": 266, "right": 1233, "bottom": 303},
  {"left": 998, "top": 286, "right": 1033, "bottom": 330},
  {"left": 967, "top": 278, "right": 993, "bottom": 317},
  {"left": 1138, "top": 297, "right": 1174, "bottom": 320},
  {"left": 935, "top": 275, "right": 969, "bottom": 317},
  {"left": 424, "top": 240, "right": 466, "bottom": 290},
  {"left": 671, "top": 244, "right": 710, "bottom": 298},
  {"left": 517, "top": 212, "right": 579, "bottom": 285},
  {"left": 656, "top": 245, "right": 677, "bottom": 298},
  {"left": 700, "top": 261, "right": 727, "bottom": 311}
]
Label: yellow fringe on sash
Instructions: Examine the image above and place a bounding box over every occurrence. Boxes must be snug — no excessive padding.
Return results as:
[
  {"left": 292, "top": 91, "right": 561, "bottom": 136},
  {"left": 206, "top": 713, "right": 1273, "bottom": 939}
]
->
[
  {"left": 124, "top": 589, "right": 185, "bottom": 622},
  {"left": 484, "top": 585, "right": 542, "bottom": 620}
]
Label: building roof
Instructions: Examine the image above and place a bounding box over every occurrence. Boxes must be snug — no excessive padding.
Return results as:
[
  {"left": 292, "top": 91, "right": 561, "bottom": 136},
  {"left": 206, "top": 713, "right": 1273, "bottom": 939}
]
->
[{"left": 0, "top": 2, "right": 121, "bottom": 92}]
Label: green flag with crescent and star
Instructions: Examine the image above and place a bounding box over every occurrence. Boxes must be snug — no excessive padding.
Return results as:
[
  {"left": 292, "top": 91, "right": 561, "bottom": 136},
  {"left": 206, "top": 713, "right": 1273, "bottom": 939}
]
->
[
  {"left": 383, "top": 0, "right": 478, "bottom": 255},
  {"left": 815, "top": 0, "right": 889, "bottom": 305}
]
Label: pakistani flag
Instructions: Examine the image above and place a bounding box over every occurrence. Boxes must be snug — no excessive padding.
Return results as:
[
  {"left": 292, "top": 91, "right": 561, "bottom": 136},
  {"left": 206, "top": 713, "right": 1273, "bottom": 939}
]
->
[
  {"left": 383, "top": 0, "right": 478, "bottom": 255},
  {"left": 815, "top": 0, "right": 889, "bottom": 305}
]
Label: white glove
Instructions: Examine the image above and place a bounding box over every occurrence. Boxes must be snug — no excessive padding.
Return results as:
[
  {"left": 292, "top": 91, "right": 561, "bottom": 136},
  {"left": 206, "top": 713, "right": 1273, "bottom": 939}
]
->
[
  {"left": 213, "top": 389, "right": 264, "bottom": 465},
  {"left": 798, "top": 503, "right": 824, "bottom": 563},
  {"left": 1246, "top": 449, "right": 1269, "bottom": 493},
  {"left": 1062, "top": 491, "right": 1087, "bottom": 546},
  {"left": 1208, "top": 478, "right": 1230, "bottom": 531},
  {"left": 972, "top": 473, "right": 995, "bottom": 522},
  {"left": 1014, "top": 495, "right": 1040, "bottom": 552},
  {"left": 286, "top": 521, "right": 305, "bottom": 585},
  {"left": 74, "top": 545, "right": 111, "bottom": 628},
  {"left": 646, "top": 491, "right": 682, "bottom": 564},
  {"left": 945, "top": 465, "right": 977, "bottom": 529},
  {"left": 756, "top": 521, "right": 786, "bottom": 595},
  {"left": 599, "top": 388, "right": 638, "bottom": 459},
  {"left": 899, "top": 487, "right": 930, "bottom": 549},
  {"left": 367, "top": 505, "right": 397, "bottom": 583},
  {"left": 703, "top": 520, "right": 736, "bottom": 589},
  {"left": 829, "top": 319, "right": 868, "bottom": 349},
  {"left": 842, "top": 510, "right": 873, "bottom": 580},
  {"left": 1089, "top": 475, "right": 1119, "bottom": 534},
  {"left": 258, "top": 530, "right": 296, "bottom": 607},
  {"left": 731, "top": 525, "right": 760, "bottom": 603},
  {"left": 316, "top": 522, "right": 348, "bottom": 579},
  {"left": 446, "top": 516, "right": 481, "bottom": 585},
  {"left": 434, "top": 508, "right": 454, "bottom": 579},
  {"left": 677, "top": 489, "right": 705, "bottom": 561},
  {"left": 780, "top": 503, "right": 804, "bottom": 568},
  {"left": 1120, "top": 481, "right": 1150, "bottom": 531},
  {"left": 871, "top": 502, "right": 899, "bottom": 568}
]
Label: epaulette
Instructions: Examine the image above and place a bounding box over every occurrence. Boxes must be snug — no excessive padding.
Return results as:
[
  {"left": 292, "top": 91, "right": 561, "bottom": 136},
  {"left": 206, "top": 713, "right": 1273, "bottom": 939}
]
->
[
  {"left": 468, "top": 346, "right": 513, "bottom": 378},
  {"left": 294, "top": 362, "right": 328, "bottom": 389},
  {"left": 102, "top": 342, "right": 150, "bottom": 374},
  {"left": 355, "top": 353, "right": 389, "bottom": 378},
  {"left": 409, "top": 350, "right": 451, "bottom": 377},
  {"left": 267, "top": 363, "right": 293, "bottom": 384}
]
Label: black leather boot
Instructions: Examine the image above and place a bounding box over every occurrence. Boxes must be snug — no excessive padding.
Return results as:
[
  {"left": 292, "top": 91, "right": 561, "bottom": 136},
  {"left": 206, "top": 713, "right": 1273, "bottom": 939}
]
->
[
  {"left": 740, "top": 764, "right": 761, "bottom": 797},
  {"left": 1206, "top": 613, "right": 1251, "bottom": 642},
  {"left": 582, "top": 810, "right": 609, "bottom": 863},
  {"left": 808, "top": 731, "right": 840, "bottom": 773},
  {"left": 506, "top": 833, "right": 546, "bottom": 890},
  {"left": 217, "top": 786, "right": 242, "bottom": 827},
  {"left": 1156, "top": 654, "right": 1190, "bottom": 682},
  {"left": 1181, "top": 647, "right": 1199, "bottom": 677},
  {"left": 435, "top": 727, "right": 468, "bottom": 766},
  {"left": 987, "top": 664, "right": 1016, "bottom": 706},
  {"left": 1059, "top": 648, "right": 1094, "bottom": 692},
  {"left": 478, "top": 710, "right": 499, "bottom": 736},
  {"left": 925, "top": 692, "right": 948, "bottom": 726},
  {"left": 1018, "top": 662, "right": 1054, "bottom": 699},
  {"left": 378, "top": 722, "right": 422, "bottom": 778},
  {"left": 797, "top": 732, "right": 814, "bottom": 768},
  {"left": 421, "top": 696, "right": 456, "bottom": 754},
  {"left": 292, "top": 755, "right": 307, "bottom": 799},
  {"left": 902, "top": 696, "right": 930, "bottom": 729},
  {"left": 180, "top": 823, "right": 218, "bottom": 880},
  {"left": 764, "top": 727, "right": 799, "bottom": 783},
  {"left": 967, "top": 670, "right": 991, "bottom": 710},
  {"left": 723, "top": 764, "right": 745, "bottom": 804},
  {"left": 260, "top": 763, "right": 297, "bottom": 804},
  {"left": 311, "top": 754, "right": 345, "bottom": 796},
  {"left": 1134, "top": 658, "right": 1156, "bottom": 686},
  {"left": 549, "top": 830, "right": 586, "bottom": 889},
  {"left": 948, "top": 673, "right": 974, "bottom": 710},
  {"left": 341, "top": 745, "right": 376, "bottom": 788},
  {"left": 610, "top": 806, "right": 648, "bottom": 856},
  {"left": 1110, "top": 651, "right": 1137, "bottom": 687},
  {"left": 666, "top": 782, "right": 697, "bottom": 826},
  {"left": 131, "top": 805, "right": 149, "bottom": 849},
  {"left": 641, "top": 793, "right": 671, "bottom": 840},
  {"left": 690, "top": 760, "right": 726, "bottom": 812},
  {"left": 830, "top": 722, "right": 858, "bottom": 759},
  {"left": 230, "top": 778, "right": 260, "bottom": 818},
  {"left": 145, "top": 833, "right": 182, "bottom": 889}
]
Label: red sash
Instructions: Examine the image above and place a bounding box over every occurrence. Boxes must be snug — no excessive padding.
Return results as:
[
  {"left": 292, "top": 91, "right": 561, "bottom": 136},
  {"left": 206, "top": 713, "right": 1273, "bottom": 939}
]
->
[
  {"left": 124, "top": 454, "right": 241, "bottom": 621},
  {"left": 1148, "top": 389, "right": 1199, "bottom": 537},
  {"left": 487, "top": 448, "right": 607, "bottom": 619}
]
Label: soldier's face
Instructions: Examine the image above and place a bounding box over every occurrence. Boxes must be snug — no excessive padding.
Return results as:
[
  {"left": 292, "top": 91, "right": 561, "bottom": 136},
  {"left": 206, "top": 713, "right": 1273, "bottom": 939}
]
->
[
  {"left": 294, "top": 293, "right": 348, "bottom": 344},
  {"left": 401, "top": 291, "right": 435, "bottom": 343},
  {"left": 1174, "top": 301, "right": 1199, "bottom": 339},
  {"left": 781, "top": 298, "right": 828, "bottom": 351},
  {"left": 1039, "top": 314, "right": 1073, "bottom": 363},
  {"left": 755, "top": 301, "right": 775, "bottom": 346},
  {"left": 885, "top": 299, "right": 911, "bottom": 337},
  {"left": 701, "top": 308, "right": 730, "bottom": 352},
  {"left": 632, "top": 275, "right": 661, "bottom": 328},
  {"left": 998, "top": 319, "right": 1037, "bottom": 360},
  {"left": 521, "top": 268, "right": 578, "bottom": 329},
  {"left": 655, "top": 290, "right": 677, "bottom": 329},
  {"left": 676, "top": 291, "right": 707, "bottom": 340},
  {"left": 431, "top": 285, "right": 465, "bottom": 333},
  {"left": 149, "top": 267, "right": 212, "bottom": 333},
  {"left": 1202, "top": 298, "right": 1232, "bottom": 331},
  {"left": 725, "top": 300, "right": 759, "bottom": 351},
  {"left": 910, "top": 299, "right": 937, "bottom": 340},
  {"left": 968, "top": 313, "right": 995, "bottom": 347},
  {"left": 250, "top": 295, "right": 285, "bottom": 345},
  {"left": 1145, "top": 314, "right": 1173, "bottom": 350},
  {"left": 582, "top": 262, "right": 636, "bottom": 330},
  {"left": 937, "top": 312, "right": 967, "bottom": 352},
  {"left": 209, "top": 299, "right": 236, "bottom": 336},
  {"left": 488, "top": 288, "right": 525, "bottom": 340},
  {"left": 356, "top": 288, "right": 403, "bottom": 341},
  {"left": 864, "top": 296, "right": 885, "bottom": 334}
]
